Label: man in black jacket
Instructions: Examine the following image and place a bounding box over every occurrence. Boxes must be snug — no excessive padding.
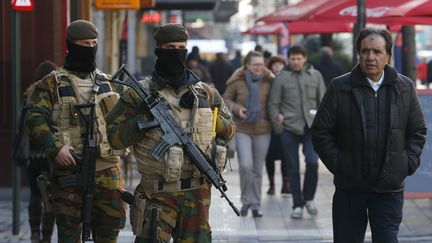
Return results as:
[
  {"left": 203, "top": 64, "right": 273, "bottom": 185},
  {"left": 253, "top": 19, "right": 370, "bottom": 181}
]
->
[{"left": 311, "top": 27, "right": 426, "bottom": 243}]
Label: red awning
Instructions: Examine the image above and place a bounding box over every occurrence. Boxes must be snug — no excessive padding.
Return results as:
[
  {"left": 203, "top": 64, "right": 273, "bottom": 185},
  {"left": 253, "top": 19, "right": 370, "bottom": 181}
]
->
[
  {"left": 242, "top": 21, "right": 352, "bottom": 35},
  {"left": 384, "top": 0, "right": 432, "bottom": 17},
  {"left": 308, "top": 0, "right": 432, "bottom": 25},
  {"left": 259, "top": 0, "right": 432, "bottom": 26},
  {"left": 374, "top": 16, "right": 432, "bottom": 26},
  {"left": 256, "top": 0, "right": 346, "bottom": 23},
  {"left": 242, "top": 23, "right": 284, "bottom": 35}
]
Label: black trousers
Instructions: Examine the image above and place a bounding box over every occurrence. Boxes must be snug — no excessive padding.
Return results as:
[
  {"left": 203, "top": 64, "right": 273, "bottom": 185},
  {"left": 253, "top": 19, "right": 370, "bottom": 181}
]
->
[
  {"left": 265, "top": 132, "right": 288, "bottom": 179},
  {"left": 333, "top": 188, "right": 404, "bottom": 243}
]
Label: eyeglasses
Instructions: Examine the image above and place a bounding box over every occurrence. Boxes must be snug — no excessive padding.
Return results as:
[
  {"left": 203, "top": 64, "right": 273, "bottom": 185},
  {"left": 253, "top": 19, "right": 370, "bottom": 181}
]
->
[{"left": 250, "top": 63, "right": 264, "bottom": 67}]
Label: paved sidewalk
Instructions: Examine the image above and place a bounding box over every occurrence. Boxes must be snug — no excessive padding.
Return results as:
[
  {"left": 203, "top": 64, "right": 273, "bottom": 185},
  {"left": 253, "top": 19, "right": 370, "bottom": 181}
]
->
[
  {"left": 1, "top": 154, "right": 432, "bottom": 242},
  {"left": 210, "top": 155, "right": 432, "bottom": 243}
]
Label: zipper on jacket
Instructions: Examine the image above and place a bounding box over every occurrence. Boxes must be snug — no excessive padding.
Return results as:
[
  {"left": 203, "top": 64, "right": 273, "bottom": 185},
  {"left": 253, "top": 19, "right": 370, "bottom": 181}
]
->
[{"left": 373, "top": 89, "right": 378, "bottom": 178}]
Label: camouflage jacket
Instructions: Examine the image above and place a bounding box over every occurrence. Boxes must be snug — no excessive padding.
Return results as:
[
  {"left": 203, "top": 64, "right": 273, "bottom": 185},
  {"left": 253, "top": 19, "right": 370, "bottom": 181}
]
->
[
  {"left": 24, "top": 69, "right": 118, "bottom": 162},
  {"left": 105, "top": 71, "right": 235, "bottom": 150}
]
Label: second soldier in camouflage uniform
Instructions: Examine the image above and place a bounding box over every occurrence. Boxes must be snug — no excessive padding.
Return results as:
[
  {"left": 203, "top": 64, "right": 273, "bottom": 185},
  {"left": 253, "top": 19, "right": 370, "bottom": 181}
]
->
[
  {"left": 25, "top": 20, "right": 126, "bottom": 243},
  {"left": 105, "top": 23, "right": 235, "bottom": 242}
]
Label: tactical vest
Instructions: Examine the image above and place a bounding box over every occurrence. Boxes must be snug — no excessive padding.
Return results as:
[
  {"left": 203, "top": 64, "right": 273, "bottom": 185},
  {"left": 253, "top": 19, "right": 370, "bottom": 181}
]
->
[
  {"left": 134, "top": 78, "right": 214, "bottom": 191},
  {"left": 51, "top": 68, "right": 123, "bottom": 170}
]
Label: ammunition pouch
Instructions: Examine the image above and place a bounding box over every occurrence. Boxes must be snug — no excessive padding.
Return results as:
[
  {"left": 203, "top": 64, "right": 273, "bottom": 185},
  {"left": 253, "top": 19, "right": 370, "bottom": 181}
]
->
[
  {"left": 214, "top": 145, "right": 228, "bottom": 172},
  {"left": 162, "top": 146, "right": 184, "bottom": 182}
]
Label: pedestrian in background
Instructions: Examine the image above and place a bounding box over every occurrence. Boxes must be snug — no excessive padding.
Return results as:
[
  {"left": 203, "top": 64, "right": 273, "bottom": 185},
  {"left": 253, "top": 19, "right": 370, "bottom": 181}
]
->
[
  {"left": 25, "top": 20, "right": 126, "bottom": 242},
  {"left": 267, "top": 45, "right": 326, "bottom": 219},
  {"left": 186, "top": 54, "right": 213, "bottom": 84},
  {"left": 189, "top": 45, "right": 208, "bottom": 67},
  {"left": 427, "top": 58, "right": 432, "bottom": 88},
  {"left": 208, "top": 52, "right": 234, "bottom": 95},
  {"left": 314, "top": 46, "right": 344, "bottom": 87},
  {"left": 21, "top": 60, "right": 57, "bottom": 243},
  {"left": 417, "top": 57, "right": 428, "bottom": 86},
  {"left": 224, "top": 51, "right": 274, "bottom": 217},
  {"left": 311, "top": 27, "right": 426, "bottom": 243},
  {"left": 230, "top": 49, "right": 242, "bottom": 70},
  {"left": 106, "top": 23, "right": 235, "bottom": 242},
  {"left": 265, "top": 55, "right": 291, "bottom": 196}
]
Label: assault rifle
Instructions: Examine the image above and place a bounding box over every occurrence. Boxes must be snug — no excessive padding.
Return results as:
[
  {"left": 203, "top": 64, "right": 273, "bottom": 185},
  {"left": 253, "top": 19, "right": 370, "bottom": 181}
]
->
[
  {"left": 57, "top": 103, "right": 98, "bottom": 241},
  {"left": 110, "top": 65, "right": 239, "bottom": 216}
]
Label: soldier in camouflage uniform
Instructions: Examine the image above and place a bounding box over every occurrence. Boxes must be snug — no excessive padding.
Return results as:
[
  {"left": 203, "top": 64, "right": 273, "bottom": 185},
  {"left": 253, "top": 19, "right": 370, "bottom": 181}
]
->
[
  {"left": 105, "top": 23, "right": 235, "bottom": 243},
  {"left": 25, "top": 20, "right": 126, "bottom": 243}
]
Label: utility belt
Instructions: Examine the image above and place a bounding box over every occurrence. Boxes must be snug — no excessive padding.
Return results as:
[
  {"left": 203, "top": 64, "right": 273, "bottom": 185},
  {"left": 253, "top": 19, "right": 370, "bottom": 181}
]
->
[{"left": 139, "top": 176, "right": 207, "bottom": 193}]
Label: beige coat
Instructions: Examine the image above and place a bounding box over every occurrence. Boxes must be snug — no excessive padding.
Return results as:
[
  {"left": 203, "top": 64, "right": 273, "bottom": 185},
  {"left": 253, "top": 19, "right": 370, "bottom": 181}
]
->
[{"left": 223, "top": 67, "right": 274, "bottom": 135}]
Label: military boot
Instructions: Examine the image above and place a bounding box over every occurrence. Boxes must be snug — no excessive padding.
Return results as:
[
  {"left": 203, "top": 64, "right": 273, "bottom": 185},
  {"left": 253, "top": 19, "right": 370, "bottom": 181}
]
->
[
  {"left": 28, "top": 204, "right": 42, "bottom": 243},
  {"left": 41, "top": 211, "right": 55, "bottom": 243}
]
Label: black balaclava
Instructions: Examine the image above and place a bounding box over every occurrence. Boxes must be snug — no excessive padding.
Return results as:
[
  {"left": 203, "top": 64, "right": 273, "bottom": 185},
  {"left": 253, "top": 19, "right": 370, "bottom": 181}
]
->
[
  {"left": 63, "top": 20, "right": 99, "bottom": 72},
  {"left": 154, "top": 47, "right": 188, "bottom": 84},
  {"left": 64, "top": 40, "right": 97, "bottom": 72}
]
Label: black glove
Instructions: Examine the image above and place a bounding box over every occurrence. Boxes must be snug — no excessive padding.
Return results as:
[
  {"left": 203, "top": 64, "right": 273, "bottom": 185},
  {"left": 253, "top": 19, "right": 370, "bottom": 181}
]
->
[{"left": 179, "top": 90, "right": 208, "bottom": 109}]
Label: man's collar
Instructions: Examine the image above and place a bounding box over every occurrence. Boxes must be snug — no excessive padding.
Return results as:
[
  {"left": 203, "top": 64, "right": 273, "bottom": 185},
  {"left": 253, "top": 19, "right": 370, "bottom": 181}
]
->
[{"left": 367, "top": 72, "right": 384, "bottom": 91}]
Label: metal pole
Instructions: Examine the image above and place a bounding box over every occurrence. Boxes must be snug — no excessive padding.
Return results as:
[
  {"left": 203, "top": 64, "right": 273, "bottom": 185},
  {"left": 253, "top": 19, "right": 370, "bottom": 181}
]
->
[
  {"left": 127, "top": 10, "right": 137, "bottom": 75},
  {"left": 12, "top": 10, "right": 22, "bottom": 236},
  {"left": 402, "top": 26, "right": 417, "bottom": 83},
  {"left": 353, "top": 0, "right": 366, "bottom": 65}
]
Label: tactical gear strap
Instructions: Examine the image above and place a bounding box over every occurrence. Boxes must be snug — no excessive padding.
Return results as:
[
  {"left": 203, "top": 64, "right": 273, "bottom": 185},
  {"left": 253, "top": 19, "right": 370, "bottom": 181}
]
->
[{"left": 140, "top": 177, "right": 206, "bottom": 192}]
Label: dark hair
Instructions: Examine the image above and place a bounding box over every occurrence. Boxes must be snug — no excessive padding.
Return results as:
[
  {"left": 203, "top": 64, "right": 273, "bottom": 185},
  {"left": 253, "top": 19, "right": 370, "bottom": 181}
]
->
[
  {"left": 215, "top": 52, "right": 226, "bottom": 61},
  {"left": 356, "top": 27, "right": 392, "bottom": 57},
  {"left": 267, "top": 55, "right": 286, "bottom": 70},
  {"left": 33, "top": 60, "right": 57, "bottom": 83},
  {"left": 243, "top": 51, "right": 263, "bottom": 67},
  {"left": 263, "top": 50, "right": 272, "bottom": 59},
  {"left": 254, "top": 44, "right": 263, "bottom": 52},
  {"left": 287, "top": 45, "right": 307, "bottom": 58}
]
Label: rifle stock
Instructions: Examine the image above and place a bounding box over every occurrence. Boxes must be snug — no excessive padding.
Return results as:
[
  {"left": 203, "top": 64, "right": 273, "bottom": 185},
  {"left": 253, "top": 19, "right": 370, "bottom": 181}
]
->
[{"left": 109, "top": 65, "right": 239, "bottom": 216}]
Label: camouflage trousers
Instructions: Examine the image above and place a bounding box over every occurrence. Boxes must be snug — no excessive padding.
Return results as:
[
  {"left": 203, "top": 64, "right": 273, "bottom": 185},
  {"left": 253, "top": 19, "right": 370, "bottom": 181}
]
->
[
  {"left": 134, "top": 182, "right": 212, "bottom": 243},
  {"left": 52, "top": 165, "right": 126, "bottom": 243}
]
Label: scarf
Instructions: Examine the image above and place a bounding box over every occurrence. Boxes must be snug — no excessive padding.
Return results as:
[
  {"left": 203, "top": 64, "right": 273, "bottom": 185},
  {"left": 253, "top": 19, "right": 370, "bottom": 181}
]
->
[
  {"left": 244, "top": 69, "right": 265, "bottom": 124},
  {"left": 154, "top": 48, "right": 188, "bottom": 85},
  {"left": 64, "top": 40, "right": 97, "bottom": 72}
]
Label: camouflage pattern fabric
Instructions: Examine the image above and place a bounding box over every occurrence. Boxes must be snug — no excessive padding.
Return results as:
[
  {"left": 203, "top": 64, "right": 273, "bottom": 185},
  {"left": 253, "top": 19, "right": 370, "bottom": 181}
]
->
[
  {"left": 25, "top": 74, "right": 60, "bottom": 161},
  {"left": 134, "top": 183, "right": 211, "bottom": 243},
  {"left": 105, "top": 79, "right": 235, "bottom": 150},
  {"left": 53, "top": 165, "right": 126, "bottom": 243}
]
